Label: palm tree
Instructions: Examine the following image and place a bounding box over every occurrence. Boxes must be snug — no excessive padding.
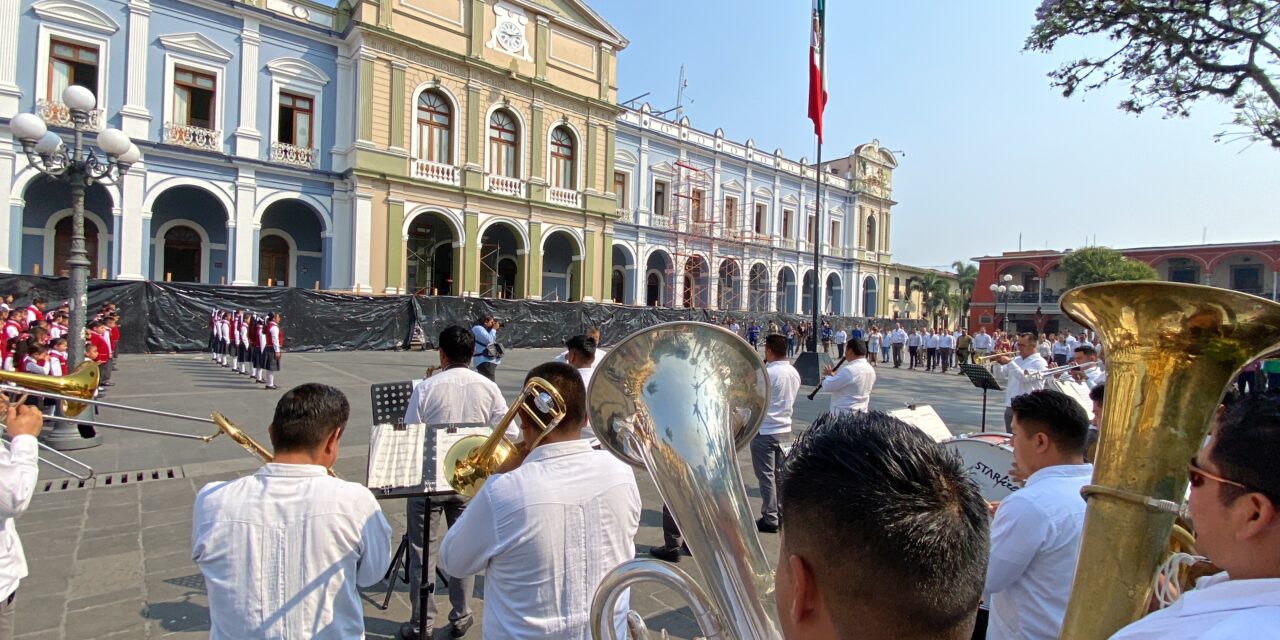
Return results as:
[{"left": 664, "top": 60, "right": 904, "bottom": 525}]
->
[
  {"left": 951, "top": 260, "right": 979, "bottom": 321},
  {"left": 911, "top": 273, "right": 951, "bottom": 329}
]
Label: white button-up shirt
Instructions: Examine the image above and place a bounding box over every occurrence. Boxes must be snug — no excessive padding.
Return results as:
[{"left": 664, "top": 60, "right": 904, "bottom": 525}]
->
[
  {"left": 974, "top": 333, "right": 994, "bottom": 350},
  {"left": 940, "top": 334, "right": 956, "bottom": 348},
  {"left": 925, "top": 333, "right": 940, "bottom": 348},
  {"left": 833, "top": 330, "right": 847, "bottom": 344},
  {"left": 761, "top": 360, "right": 801, "bottom": 436},
  {"left": 1003, "top": 353, "right": 1048, "bottom": 406},
  {"left": 404, "top": 366, "right": 508, "bottom": 428},
  {"left": 984, "top": 463, "right": 1092, "bottom": 640},
  {"left": 0, "top": 435, "right": 38, "bottom": 601},
  {"left": 889, "top": 328, "right": 907, "bottom": 344},
  {"left": 193, "top": 464, "right": 393, "bottom": 640},
  {"left": 1110, "top": 572, "right": 1280, "bottom": 639},
  {"left": 439, "top": 439, "right": 641, "bottom": 640},
  {"left": 822, "top": 357, "right": 876, "bottom": 415}
]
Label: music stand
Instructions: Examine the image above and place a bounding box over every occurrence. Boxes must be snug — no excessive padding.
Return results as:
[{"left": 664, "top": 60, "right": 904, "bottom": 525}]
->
[{"left": 960, "top": 364, "right": 1003, "bottom": 433}]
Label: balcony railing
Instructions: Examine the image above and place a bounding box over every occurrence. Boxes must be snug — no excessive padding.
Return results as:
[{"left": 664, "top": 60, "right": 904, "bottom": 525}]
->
[
  {"left": 411, "top": 159, "right": 460, "bottom": 186},
  {"left": 547, "top": 186, "right": 581, "bottom": 208},
  {"left": 485, "top": 174, "right": 525, "bottom": 197},
  {"left": 779, "top": 238, "right": 797, "bottom": 250},
  {"left": 36, "top": 99, "right": 104, "bottom": 131},
  {"left": 269, "top": 141, "right": 316, "bottom": 168},
  {"left": 163, "top": 123, "right": 222, "bottom": 152}
]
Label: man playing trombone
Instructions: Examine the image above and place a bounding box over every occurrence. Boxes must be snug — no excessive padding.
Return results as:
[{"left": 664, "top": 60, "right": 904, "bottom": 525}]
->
[
  {"left": 993, "top": 333, "right": 1048, "bottom": 432},
  {"left": 0, "top": 402, "right": 44, "bottom": 639}
]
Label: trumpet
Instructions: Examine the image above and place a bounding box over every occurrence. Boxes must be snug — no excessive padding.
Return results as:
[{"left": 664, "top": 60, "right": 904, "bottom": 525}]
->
[
  {"left": 1029, "top": 361, "right": 1098, "bottom": 380},
  {"left": 442, "top": 377, "right": 566, "bottom": 497},
  {"left": 975, "top": 351, "right": 1017, "bottom": 362}
]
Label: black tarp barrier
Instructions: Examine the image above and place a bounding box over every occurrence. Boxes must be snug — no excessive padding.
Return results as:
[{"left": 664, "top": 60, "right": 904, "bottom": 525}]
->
[{"left": 0, "top": 275, "right": 925, "bottom": 353}]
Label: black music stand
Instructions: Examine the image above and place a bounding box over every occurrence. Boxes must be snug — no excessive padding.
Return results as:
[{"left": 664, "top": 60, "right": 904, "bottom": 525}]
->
[{"left": 960, "top": 364, "right": 1002, "bottom": 433}]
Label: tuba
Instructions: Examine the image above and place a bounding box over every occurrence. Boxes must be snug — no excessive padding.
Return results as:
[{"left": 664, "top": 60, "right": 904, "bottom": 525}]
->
[
  {"left": 1056, "top": 282, "right": 1280, "bottom": 639},
  {"left": 587, "top": 322, "right": 781, "bottom": 639}
]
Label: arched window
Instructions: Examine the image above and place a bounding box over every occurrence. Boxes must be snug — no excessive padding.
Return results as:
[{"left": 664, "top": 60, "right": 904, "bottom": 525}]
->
[
  {"left": 488, "top": 110, "right": 519, "bottom": 178},
  {"left": 866, "top": 215, "right": 878, "bottom": 252},
  {"left": 549, "top": 126, "right": 575, "bottom": 189},
  {"left": 416, "top": 90, "right": 451, "bottom": 164}
]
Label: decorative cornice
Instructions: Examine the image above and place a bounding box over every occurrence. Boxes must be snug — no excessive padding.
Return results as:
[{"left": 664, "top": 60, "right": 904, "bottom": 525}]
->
[
  {"left": 32, "top": 0, "right": 121, "bottom": 33},
  {"left": 158, "top": 33, "right": 234, "bottom": 63}
]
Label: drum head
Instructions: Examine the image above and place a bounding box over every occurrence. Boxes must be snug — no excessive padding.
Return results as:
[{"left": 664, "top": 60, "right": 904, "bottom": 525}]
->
[{"left": 942, "top": 436, "right": 1020, "bottom": 502}]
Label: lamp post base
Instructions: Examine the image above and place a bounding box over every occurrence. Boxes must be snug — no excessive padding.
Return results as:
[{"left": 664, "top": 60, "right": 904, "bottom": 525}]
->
[{"left": 40, "top": 420, "right": 102, "bottom": 451}]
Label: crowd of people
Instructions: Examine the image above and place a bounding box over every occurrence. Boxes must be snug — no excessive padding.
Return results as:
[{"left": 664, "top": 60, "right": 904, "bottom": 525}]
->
[
  {"left": 0, "top": 295, "right": 120, "bottom": 391},
  {"left": 207, "top": 309, "right": 285, "bottom": 389}
]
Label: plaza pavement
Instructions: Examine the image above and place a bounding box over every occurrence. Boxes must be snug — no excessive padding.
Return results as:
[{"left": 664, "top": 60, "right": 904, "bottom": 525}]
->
[{"left": 13, "top": 346, "right": 994, "bottom": 639}]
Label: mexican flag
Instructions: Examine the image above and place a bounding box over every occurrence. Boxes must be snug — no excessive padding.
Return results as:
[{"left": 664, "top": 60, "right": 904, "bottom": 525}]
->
[{"left": 808, "top": 0, "right": 827, "bottom": 142}]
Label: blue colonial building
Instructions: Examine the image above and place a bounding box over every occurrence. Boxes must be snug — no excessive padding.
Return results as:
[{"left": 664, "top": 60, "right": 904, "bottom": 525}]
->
[
  {"left": 0, "top": 0, "right": 349, "bottom": 288},
  {"left": 610, "top": 104, "right": 901, "bottom": 316}
]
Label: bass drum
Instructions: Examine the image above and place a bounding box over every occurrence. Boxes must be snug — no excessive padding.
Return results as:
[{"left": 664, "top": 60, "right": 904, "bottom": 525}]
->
[{"left": 941, "top": 433, "right": 1020, "bottom": 502}]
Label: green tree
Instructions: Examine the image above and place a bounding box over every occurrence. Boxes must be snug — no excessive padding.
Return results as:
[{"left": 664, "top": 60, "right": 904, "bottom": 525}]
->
[
  {"left": 911, "top": 273, "right": 952, "bottom": 329},
  {"left": 1026, "top": 0, "right": 1280, "bottom": 149},
  {"left": 1060, "top": 246, "right": 1159, "bottom": 288},
  {"left": 951, "top": 260, "right": 979, "bottom": 320}
]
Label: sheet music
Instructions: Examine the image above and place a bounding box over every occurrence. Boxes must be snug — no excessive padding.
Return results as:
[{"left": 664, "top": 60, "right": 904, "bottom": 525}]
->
[
  {"left": 434, "top": 427, "right": 490, "bottom": 489},
  {"left": 887, "top": 405, "right": 954, "bottom": 442},
  {"left": 366, "top": 422, "right": 426, "bottom": 490}
]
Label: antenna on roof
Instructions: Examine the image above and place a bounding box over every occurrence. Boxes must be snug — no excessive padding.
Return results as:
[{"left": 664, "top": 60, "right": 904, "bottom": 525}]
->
[
  {"left": 673, "top": 64, "right": 687, "bottom": 121},
  {"left": 621, "top": 92, "right": 650, "bottom": 108}
]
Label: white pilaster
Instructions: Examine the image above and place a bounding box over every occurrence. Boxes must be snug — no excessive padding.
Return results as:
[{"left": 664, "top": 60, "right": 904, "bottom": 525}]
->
[
  {"left": 116, "top": 162, "right": 146, "bottom": 279},
  {"left": 0, "top": 139, "right": 15, "bottom": 272},
  {"left": 120, "top": 0, "right": 152, "bottom": 138},
  {"left": 0, "top": 0, "right": 22, "bottom": 116},
  {"left": 329, "top": 190, "right": 352, "bottom": 288},
  {"left": 352, "top": 192, "right": 372, "bottom": 292},
  {"left": 234, "top": 19, "right": 262, "bottom": 159},
  {"left": 331, "top": 50, "right": 354, "bottom": 171},
  {"left": 232, "top": 173, "right": 256, "bottom": 285}
]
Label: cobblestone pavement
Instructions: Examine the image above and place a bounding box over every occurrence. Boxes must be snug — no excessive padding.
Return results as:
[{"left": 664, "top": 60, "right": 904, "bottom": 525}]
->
[{"left": 13, "top": 347, "right": 989, "bottom": 639}]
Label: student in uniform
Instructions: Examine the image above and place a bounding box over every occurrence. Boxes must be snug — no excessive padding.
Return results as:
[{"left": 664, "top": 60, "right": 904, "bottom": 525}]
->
[
  {"left": 48, "top": 338, "right": 68, "bottom": 376},
  {"left": 264, "top": 313, "right": 283, "bottom": 390},
  {"left": 255, "top": 316, "right": 268, "bottom": 384}
]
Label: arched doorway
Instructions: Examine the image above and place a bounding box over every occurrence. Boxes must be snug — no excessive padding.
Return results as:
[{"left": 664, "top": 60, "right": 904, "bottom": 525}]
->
[
  {"left": 480, "top": 221, "right": 523, "bottom": 299},
  {"left": 683, "top": 256, "right": 709, "bottom": 308},
  {"left": 259, "top": 199, "right": 327, "bottom": 288},
  {"left": 405, "top": 211, "right": 456, "bottom": 295},
  {"left": 163, "top": 226, "right": 203, "bottom": 282},
  {"left": 801, "top": 270, "right": 815, "bottom": 315},
  {"left": 23, "top": 180, "right": 113, "bottom": 277},
  {"left": 542, "top": 230, "right": 580, "bottom": 301},
  {"left": 258, "top": 235, "right": 289, "bottom": 286},
  {"left": 749, "top": 263, "right": 769, "bottom": 312},
  {"left": 611, "top": 245, "right": 635, "bottom": 304},
  {"left": 52, "top": 216, "right": 100, "bottom": 277},
  {"left": 777, "top": 267, "right": 796, "bottom": 313},
  {"left": 150, "top": 186, "right": 229, "bottom": 283},
  {"left": 863, "top": 276, "right": 878, "bottom": 317},
  {"left": 825, "top": 273, "right": 843, "bottom": 315},
  {"left": 646, "top": 250, "right": 674, "bottom": 306},
  {"left": 718, "top": 259, "right": 740, "bottom": 310}
]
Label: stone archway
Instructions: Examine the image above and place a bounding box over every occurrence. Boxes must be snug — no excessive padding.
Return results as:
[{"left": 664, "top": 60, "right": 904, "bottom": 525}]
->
[
  {"left": 150, "top": 186, "right": 229, "bottom": 283},
  {"left": 405, "top": 210, "right": 458, "bottom": 295},
  {"left": 541, "top": 230, "right": 581, "bottom": 301},
  {"left": 480, "top": 220, "right": 524, "bottom": 299}
]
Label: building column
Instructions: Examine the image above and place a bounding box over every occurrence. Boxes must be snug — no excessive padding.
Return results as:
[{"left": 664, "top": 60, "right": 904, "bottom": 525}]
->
[
  {"left": 600, "top": 231, "right": 613, "bottom": 303},
  {"left": 332, "top": 52, "right": 355, "bottom": 171},
  {"left": 352, "top": 192, "right": 373, "bottom": 292},
  {"left": 384, "top": 198, "right": 404, "bottom": 293},
  {"left": 462, "top": 211, "right": 479, "bottom": 296},
  {"left": 388, "top": 61, "right": 407, "bottom": 153},
  {"left": 585, "top": 121, "right": 598, "bottom": 195},
  {"left": 0, "top": 0, "right": 21, "bottom": 116},
  {"left": 534, "top": 15, "right": 549, "bottom": 80},
  {"left": 329, "top": 190, "right": 352, "bottom": 289},
  {"left": 115, "top": 162, "right": 146, "bottom": 279},
  {"left": 120, "top": 0, "right": 152, "bottom": 138},
  {"left": 0, "top": 141, "right": 15, "bottom": 273},
  {"left": 515, "top": 248, "right": 528, "bottom": 298},
  {"left": 356, "top": 52, "right": 376, "bottom": 144},
  {"left": 581, "top": 229, "right": 597, "bottom": 301},
  {"left": 320, "top": 233, "right": 333, "bottom": 289},
  {"left": 139, "top": 214, "right": 152, "bottom": 280},
  {"left": 674, "top": 256, "right": 687, "bottom": 308},
  {"left": 463, "top": 82, "right": 483, "bottom": 189},
  {"left": 527, "top": 222, "right": 542, "bottom": 298},
  {"left": 234, "top": 20, "right": 262, "bottom": 158},
  {"left": 231, "top": 175, "right": 257, "bottom": 285}
]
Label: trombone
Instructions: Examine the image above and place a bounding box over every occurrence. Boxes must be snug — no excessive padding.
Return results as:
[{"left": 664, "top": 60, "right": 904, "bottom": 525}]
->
[
  {"left": 975, "top": 351, "right": 1017, "bottom": 362},
  {"left": 443, "top": 377, "right": 566, "bottom": 497},
  {"left": 1029, "top": 361, "right": 1098, "bottom": 380}
]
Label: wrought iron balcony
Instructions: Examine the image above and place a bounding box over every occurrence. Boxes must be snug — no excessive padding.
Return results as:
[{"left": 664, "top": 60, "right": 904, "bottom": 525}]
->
[
  {"left": 36, "top": 99, "right": 104, "bottom": 131},
  {"left": 269, "top": 141, "right": 316, "bottom": 168},
  {"left": 411, "top": 159, "right": 460, "bottom": 186},
  {"left": 163, "top": 123, "right": 222, "bottom": 152},
  {"left": 484, "top": 174, "right": 525, "bottom": 197},
  {"left": 547, "top": 186, "right": 581, "bottom": 208}
]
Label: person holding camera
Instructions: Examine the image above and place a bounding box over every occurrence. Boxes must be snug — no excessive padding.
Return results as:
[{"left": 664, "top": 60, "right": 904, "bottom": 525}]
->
[{"left": 472, "top": 315, "right": 502, "bottom": 381}]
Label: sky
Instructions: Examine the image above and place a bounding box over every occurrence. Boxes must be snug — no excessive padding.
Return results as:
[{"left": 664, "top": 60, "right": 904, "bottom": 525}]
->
[{"left": 591, "top": 0, "right": 1280, "bottom": 270}]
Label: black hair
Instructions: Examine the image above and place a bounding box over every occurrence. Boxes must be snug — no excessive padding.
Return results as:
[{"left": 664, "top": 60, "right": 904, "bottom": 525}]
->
[
  {"left": 846, "top": 338, "right": 868, "bottom": 357},
  {"left": 1089, "top": 382, "right": 1104, "bottom": 404},
  {"left": 1016, "top": 332, "right": 1037, "bottom": 343},
  {"left": 438, "top": 325, "right": 474, "bottom": 365},
  {"left": 565, "top": 334, "right": 597, "bottom": 365},
  {"left": 476, "top": 314, "right": 495, "bottom": 325},
  {"left": 1211, "top": 394, "right": 1280, "bottom": 507},
  {"left": 31, "top": 297, "right": 44, "bottom": 305},
  {"left": 780, "top": 411, "right": 988, "bottom": 638},
  {"left": 268, "top": 383, "right": 350, "bottom": 454},
  {"left": 1010, "top": 389, "right": 1090, "bottom": 456},
  {"left": 764, "top": 334, "right": 787, "bottom": 358},
  {"left": 523, "top": 362, "right": 585, "bottom": 434},
  {"left": 1073, "top": 345, "right": 1097, "bottom": 357}
]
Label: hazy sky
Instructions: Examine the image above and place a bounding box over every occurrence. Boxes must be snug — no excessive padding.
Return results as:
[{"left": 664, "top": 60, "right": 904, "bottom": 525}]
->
[{"left": 592, "top": 1, "right": 1280, "bottom": 269}]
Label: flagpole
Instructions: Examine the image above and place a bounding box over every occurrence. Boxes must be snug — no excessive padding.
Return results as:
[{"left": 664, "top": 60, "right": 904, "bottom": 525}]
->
[{"left": 809, "top": 6, "right": 824, "bottom": 352}]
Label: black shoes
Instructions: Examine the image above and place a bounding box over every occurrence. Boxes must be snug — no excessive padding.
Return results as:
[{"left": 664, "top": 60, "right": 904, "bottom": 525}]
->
[
  {"left": 399, "top": 623, "right": 420, "bottom": 640},
  {"left": 756, "top": 518, "right": 779, "bottom": 534},
  {"left": 451, "top": 616, "right": 474, "bottom": 638},
  {"left": 649, "top": 544, "right": 681, "bottom": 562}
]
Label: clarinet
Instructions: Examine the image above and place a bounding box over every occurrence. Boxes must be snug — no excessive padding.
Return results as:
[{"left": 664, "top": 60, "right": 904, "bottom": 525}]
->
[{"left": 807, "top": 355, "right": 847, "bottom": 400}]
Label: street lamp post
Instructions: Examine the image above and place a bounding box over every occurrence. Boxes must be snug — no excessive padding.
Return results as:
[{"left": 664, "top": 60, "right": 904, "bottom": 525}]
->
[
  {"left": 988, "top": 274, "right": 1024, "bottom": 335},
  {"left": 9, "top": 85, "right": 138, "bottom": 450}
]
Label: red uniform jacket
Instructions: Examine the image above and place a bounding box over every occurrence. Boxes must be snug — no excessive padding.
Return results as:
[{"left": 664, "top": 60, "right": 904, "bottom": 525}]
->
[{"left": 88, "top": 332, "right": 111, "bottom": 364}]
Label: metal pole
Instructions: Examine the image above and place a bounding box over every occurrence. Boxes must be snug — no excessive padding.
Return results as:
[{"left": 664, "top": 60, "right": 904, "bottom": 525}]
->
[
  {"left": 809, "top": 9, "right": 825, "bottom": 353},
  {"left": 67, "top": 171, "right": 88, "bottom": 367}
]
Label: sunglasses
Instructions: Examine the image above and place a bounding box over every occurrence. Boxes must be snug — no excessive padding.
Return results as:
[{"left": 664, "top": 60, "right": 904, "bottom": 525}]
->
[{"left": 1187, "top": 456, "right": 1250, "bottom": 491}]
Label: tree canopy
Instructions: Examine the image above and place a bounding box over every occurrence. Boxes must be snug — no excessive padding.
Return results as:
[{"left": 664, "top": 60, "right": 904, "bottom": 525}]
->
[
  {"left": 1060, "top": 246, "right": 1159, "bottom": 287},
  {"left": 1027, "top": 0, "right": 1280, "bottom": 149}
]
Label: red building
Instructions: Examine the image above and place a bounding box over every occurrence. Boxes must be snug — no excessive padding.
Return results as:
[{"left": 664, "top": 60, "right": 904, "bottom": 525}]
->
[{"left": 968, "top": 241, "right": 1280, "bottom": 334}]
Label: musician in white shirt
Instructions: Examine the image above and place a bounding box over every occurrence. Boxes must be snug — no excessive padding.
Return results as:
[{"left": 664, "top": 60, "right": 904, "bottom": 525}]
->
[
  {"left": 0, "top": 403, "right": 44, "bottom": 638},
  {"left": 553, "top": 327, "right": 607, "bottom": 365},
  {"left": 820, "top": 340, "right": 876, "bottom": 415},
  {"left": 1069, "top": 345, "right": 1104, "bottom": 390},
  {"left": 401, "top": 325, "right": 509, "bottom": 640},
  {"left": 1111, "top": 395, "right": 1280, "bottom": 639},
  {"left": 192, "top": 384, "right": 392, "bottom": 640},
  {"left": 563, "top": 334, "right": 599, "bottom": 441},
  {"left": 983, "top": 389, "right": 1092, "bottom": 640},
  {"left": 440, "top": 362, "right": 641, "bottom": 640},
  {"left": 752, "top": 334, "right": 801, "bottom": 534},
  {"left": 973, "top": 327, "right": 994, "bottom": 359},
  {"left": 995, "top": 333, "right": 1049, "bottom": 432}
]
